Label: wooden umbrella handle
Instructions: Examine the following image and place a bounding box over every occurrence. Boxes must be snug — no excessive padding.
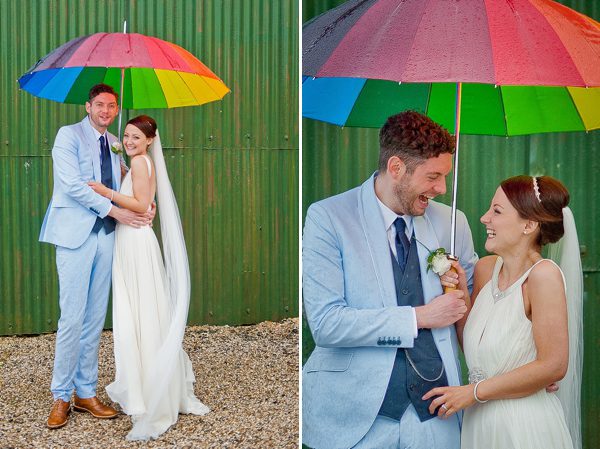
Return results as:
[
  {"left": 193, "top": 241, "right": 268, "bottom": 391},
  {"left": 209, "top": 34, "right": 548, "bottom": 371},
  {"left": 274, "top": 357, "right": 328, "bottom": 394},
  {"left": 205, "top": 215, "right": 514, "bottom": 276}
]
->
[
  {"left": 443, "top": 255, "right": 459, "bottom": 293},
  {"left": 444, "top": 266, "right": 458, "bottom": 293}
]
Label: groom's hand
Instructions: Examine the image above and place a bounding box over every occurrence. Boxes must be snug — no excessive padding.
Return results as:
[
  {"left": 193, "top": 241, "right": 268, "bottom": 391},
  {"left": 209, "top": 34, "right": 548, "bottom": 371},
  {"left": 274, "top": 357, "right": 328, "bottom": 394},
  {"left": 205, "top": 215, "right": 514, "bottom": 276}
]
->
[
  {"left": 415, "top": 290, "right": 467, "bottom": 329},
  {"left": 108, "top": 206, "right": 146, "bottom": 228}
]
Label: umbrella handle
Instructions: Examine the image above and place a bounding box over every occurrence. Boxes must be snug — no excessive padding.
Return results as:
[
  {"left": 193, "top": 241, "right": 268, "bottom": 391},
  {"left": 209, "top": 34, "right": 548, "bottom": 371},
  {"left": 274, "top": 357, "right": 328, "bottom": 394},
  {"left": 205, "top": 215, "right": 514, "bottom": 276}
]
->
[
  {"left": 443, "top": 255, "right": 459, "bottom": 293},
  {"left": 443, "top": 266, "right": 458, "bottom": 293}
]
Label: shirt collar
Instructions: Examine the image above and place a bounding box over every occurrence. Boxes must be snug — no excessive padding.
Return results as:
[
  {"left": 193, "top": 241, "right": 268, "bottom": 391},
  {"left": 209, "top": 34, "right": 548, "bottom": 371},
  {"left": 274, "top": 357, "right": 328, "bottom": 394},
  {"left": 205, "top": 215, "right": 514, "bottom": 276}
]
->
[
  {"left": 88, "top": 118, "right": 106, "bottom": 142},
  {"left": 375, "top": 195, "right": 413, "bottom": 235}
]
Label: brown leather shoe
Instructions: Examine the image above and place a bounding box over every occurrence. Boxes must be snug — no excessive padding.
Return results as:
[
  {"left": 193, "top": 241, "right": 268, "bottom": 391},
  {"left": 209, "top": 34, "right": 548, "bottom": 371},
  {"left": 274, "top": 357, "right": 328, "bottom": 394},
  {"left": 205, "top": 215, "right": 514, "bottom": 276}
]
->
[
  {"left": 73, "top": 395, "right": 118, "bottom": 419},
  {"left": 47, "top": 399, "right": 70, "bottom": 429}
]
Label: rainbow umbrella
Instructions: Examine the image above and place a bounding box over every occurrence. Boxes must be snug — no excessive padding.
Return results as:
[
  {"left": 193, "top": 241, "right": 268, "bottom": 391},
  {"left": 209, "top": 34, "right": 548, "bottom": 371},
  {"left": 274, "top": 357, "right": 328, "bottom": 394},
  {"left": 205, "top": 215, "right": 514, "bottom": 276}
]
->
[
  {"left": 18, "top": 28, "right": 229, "bottom": 138},
  {"left": 303, "top": 0, "right": 600, "bottom": 256}
]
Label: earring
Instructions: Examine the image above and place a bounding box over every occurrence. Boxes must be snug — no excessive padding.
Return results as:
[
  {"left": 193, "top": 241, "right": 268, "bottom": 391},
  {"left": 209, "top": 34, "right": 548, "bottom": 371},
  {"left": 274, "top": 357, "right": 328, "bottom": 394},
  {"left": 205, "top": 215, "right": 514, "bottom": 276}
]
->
[{"left": 523, "top": 231, "right": 527, "bottom": 234}]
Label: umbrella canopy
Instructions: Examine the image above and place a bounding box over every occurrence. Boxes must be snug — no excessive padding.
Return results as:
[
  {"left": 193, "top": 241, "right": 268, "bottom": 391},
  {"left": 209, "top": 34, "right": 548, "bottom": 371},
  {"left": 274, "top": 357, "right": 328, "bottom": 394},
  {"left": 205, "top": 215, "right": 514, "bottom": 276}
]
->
[
  {"left": 18, "top": 32, "right": 229, "bottom": 109},
  {"left": 302, "top": 0, "right": 600, "bottom": 134}
]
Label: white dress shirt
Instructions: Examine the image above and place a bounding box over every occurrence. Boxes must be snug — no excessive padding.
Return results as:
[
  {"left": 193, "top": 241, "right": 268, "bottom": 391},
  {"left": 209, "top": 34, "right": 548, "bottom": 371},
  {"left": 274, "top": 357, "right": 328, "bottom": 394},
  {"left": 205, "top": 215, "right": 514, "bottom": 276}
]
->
[{"left": 376, "top": 196, "right": 419, "bottom": 338}]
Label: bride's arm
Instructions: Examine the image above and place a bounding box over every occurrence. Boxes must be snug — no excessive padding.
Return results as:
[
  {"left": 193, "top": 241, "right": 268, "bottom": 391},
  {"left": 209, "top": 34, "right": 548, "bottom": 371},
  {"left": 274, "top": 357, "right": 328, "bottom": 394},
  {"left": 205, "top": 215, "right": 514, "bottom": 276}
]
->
[
  {"left": 424, "top": 260, "right": 568, "bottom": 419},
  {"left": 88, "top": 156, "right": 153, "bottom": 214}
]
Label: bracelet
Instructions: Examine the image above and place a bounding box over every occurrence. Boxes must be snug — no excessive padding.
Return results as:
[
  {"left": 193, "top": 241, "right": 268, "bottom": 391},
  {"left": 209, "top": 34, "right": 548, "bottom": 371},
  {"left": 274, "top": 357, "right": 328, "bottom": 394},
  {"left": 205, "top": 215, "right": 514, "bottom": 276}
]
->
[
  {"left": 110, "top": 190, "right": 114, "bottom": 202},
  {"left": 474, "top": 380, "right": 488, "bottom": 403}
]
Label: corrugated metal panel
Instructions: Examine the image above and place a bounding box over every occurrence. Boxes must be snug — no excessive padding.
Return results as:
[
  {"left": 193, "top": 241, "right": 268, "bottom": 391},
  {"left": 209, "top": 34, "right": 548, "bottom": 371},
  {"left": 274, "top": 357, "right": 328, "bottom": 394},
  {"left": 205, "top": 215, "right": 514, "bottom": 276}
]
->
[
  {"left": 0, "top": 0, "right": 299, "bottom": 334},
  {"left": 302, "top": 1, "right": 599, "bottom": 447}
]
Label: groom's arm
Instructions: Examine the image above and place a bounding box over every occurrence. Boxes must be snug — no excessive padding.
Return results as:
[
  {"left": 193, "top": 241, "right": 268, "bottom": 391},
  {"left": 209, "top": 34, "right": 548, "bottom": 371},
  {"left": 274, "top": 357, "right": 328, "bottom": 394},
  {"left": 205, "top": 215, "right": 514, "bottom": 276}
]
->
[
  {"left": 303, "top": 202, "right": 464, "bottom": 349},
  {"left": 52, "top": 126, "right": 112, "bottom": 218}
]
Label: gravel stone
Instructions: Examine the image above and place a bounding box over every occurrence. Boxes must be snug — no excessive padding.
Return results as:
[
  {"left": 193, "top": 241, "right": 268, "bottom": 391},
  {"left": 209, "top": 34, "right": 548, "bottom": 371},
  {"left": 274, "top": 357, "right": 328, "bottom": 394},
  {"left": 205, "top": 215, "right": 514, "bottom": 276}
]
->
[{"left": 0, "top": 318, "right": 299, "bottom": 448}]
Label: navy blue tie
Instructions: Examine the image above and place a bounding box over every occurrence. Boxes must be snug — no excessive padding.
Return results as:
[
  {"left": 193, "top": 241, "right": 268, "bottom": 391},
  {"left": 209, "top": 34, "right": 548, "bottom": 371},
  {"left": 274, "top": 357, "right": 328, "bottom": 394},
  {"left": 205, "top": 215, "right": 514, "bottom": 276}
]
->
[
  {"left": 92, "top": 135, "right": 116, "bottom": 234},
  {"left": 393, "top": 217, "right": 410, "bottom": 271}
]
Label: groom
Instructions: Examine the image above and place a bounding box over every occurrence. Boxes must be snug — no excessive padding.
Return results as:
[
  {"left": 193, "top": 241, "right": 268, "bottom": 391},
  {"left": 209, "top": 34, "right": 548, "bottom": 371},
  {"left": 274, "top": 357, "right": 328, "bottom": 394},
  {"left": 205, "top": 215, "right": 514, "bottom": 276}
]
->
[
  {"left": 302, "top": 111, "right": 478, "bottom": 448},
  {"left": 40, "top": 84, "right": 153, "bottom": 429}
]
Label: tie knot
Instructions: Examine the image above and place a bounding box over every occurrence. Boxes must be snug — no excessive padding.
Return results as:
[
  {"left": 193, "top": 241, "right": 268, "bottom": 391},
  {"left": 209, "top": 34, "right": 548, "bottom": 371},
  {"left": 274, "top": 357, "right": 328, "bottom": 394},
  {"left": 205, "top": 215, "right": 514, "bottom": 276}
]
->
[
  {"left": 100, "top": 135, "right": 106, "bottom": 146},
  {"left": 394, "top": 217, "right": 407, "bottom": 235}
]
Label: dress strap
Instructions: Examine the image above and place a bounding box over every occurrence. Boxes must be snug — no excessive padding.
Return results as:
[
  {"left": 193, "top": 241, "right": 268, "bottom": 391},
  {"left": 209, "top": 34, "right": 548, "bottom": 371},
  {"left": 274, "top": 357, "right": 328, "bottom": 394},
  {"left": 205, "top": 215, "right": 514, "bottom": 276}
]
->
[
  {"left": 491, "top": 257, "right": 561, "bottom": 302},
  {"left": 522, "top": 259, "right": 566, "bottom": 291},
  {"left": 141, "top": 154, "right": 152, "bottom": 177},
  {"left": 491, "top": 256, "right": 503, "bottom": 282}
]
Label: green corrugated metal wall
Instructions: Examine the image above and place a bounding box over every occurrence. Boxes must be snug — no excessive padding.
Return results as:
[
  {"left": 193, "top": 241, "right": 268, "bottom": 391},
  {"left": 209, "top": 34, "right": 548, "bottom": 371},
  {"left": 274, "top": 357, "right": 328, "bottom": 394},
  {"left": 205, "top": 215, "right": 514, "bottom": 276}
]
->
[
  {"left": 301, "top": 1, "right": 600, "bottom": 448},
  {"left": 0, "top": 0, "right": 299, "bottom": 334}
]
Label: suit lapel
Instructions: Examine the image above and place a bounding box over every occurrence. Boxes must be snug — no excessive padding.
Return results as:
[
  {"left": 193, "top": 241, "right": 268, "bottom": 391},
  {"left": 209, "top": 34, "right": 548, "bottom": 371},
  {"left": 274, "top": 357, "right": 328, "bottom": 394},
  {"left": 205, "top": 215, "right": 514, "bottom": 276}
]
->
[
  {"left": 81, "top": 117, "right": 102, "bottom": 181},
  {"left": 413, "top": 214, "right": 444, "bottom": 305},
  {"left": 106, "top": 134, "right": 121, "bottom": 191},
  {"left": 358, "top": 174, "right": 397, "bottom": 308}
]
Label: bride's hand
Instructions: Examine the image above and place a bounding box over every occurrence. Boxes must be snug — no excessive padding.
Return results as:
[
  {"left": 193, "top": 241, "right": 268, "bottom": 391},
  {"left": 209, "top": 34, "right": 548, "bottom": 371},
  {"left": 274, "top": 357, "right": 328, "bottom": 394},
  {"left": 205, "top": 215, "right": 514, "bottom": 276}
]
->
[
  {"left": 440, "top": 259, "right": 467, "bottom": 292},
  {"left": 423, "top": 384, "right": 476, "bottom": 419},
  {"left": 139, "top": 201, "right": 157, "bottom": 227},
  {"left": 87, "top": 181, "right": 111, "bottom": 198}
]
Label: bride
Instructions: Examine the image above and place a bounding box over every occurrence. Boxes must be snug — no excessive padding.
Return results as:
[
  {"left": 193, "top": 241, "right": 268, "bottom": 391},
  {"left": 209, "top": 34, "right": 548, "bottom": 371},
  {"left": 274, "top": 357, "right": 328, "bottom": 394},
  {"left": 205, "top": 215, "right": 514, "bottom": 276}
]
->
[
  {"left": 88, "top": 115, "right": 209, "bottom": 441},
  {"left": 424, "top": 175, "right": 583, "bottom": 449}
]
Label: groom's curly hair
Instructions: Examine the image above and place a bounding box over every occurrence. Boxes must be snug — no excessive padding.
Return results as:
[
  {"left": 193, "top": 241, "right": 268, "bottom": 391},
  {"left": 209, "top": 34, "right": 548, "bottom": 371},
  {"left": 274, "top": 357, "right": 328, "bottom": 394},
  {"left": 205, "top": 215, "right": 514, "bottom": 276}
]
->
[
  {"left": 379, "top": 110, "right": 455, "bottom": 174},
  {"left": 88, "top": 84, "right": 119, "bottom": 104}
]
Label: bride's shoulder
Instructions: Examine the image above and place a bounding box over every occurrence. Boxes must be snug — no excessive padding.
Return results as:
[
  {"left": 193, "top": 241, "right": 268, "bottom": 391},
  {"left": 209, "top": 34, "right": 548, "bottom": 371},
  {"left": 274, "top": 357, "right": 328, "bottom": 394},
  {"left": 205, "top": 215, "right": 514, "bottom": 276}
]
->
[
  {"left": 528, "top": 259, "right": 563, "bottom": 286},
  {"left": 130, "top": 154, "right": 153, "bottom": 177},
  {"left": 474, "top": 255, "right": 498, "bottom": 283}
]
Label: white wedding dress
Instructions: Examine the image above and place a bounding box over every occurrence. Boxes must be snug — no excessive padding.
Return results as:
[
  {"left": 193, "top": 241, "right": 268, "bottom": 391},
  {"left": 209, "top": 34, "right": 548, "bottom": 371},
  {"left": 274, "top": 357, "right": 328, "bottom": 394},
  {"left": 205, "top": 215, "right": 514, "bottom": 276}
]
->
[
  {"left": 106, "top": 153, "right": 209, "bottom": 441},
  {"left": 461, "top": 257, "right": 573, "bottom": 449}
]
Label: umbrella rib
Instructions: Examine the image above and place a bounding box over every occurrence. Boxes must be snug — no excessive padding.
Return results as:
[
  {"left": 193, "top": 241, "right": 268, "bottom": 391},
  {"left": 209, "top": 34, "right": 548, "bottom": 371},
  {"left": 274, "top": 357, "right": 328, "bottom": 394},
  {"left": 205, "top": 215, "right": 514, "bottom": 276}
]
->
[
  {"left": 497, "top": 85, "right": 508, "bottom": 137},
  {"left": 564, "top": 86, "right": 587, "bottom": 131},
  {"left": 425, "top": 83, "right": 432, "bottom": 116},
  {"left": 180, "top": 72, "right": 222, "bottom": 105}
]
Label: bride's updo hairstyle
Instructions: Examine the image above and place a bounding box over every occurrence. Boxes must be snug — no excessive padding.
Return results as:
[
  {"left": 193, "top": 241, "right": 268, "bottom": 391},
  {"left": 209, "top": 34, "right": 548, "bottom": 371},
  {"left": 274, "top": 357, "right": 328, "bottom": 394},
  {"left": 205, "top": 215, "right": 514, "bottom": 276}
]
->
[
  {"left": 127, "top": 114, "right": 157, "bottom": 139},
  {"left": 500, "top": 175, "right": 570, "bottom": 247}
]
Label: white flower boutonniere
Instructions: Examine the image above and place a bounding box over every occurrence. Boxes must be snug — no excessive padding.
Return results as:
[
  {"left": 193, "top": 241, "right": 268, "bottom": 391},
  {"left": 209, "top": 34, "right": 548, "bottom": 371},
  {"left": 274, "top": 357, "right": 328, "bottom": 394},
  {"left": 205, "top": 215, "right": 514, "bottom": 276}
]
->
[
  {"left": 413, "top": 237, "right": 452, "bottom": 274},
  {"left": 111, "top": 141, "right": 123, "bottom": 155},
  {"left": 428, "top": 248, "right": 452, "bottom": 275}
]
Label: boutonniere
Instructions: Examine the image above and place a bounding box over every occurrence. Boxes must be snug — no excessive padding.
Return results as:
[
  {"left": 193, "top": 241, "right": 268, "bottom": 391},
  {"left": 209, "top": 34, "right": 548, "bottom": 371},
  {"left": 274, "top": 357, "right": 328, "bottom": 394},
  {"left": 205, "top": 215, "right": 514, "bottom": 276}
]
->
[
  {"left": 111, "top": 141, "right": 123, "bottom": 155},
  {"left": 413, "top": 237, "right": 451, "bottom": 274}
]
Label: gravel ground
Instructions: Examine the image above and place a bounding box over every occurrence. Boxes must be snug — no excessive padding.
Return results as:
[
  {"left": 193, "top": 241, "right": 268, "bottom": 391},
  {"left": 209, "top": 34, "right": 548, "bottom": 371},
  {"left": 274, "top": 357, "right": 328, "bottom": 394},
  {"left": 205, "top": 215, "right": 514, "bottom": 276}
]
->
[{"left": 0, "top": 318, "right": 299, "bottom": 448}]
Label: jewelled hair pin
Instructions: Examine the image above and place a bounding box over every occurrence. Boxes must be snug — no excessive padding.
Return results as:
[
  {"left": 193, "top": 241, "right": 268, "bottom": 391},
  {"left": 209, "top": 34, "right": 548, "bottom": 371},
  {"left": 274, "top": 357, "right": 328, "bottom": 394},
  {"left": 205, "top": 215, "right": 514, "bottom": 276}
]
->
[{"left": 532, "top": 177, "right": 542, "bottom": 203}]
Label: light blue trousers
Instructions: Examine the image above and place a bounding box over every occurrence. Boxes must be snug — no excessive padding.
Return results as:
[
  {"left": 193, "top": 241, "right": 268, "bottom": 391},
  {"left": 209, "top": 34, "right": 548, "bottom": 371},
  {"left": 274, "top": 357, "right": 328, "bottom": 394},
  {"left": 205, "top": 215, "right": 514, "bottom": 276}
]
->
[
  {"left": 51, "top": 227, "right": 114, "bottom": 402},
  {"left": 352, "top": 405, "right": 461, "bottom": 449}
]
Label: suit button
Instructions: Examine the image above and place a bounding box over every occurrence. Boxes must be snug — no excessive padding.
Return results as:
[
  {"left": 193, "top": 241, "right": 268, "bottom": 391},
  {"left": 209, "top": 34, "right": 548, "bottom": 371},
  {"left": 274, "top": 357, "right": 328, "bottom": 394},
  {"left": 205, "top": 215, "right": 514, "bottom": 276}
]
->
[
  {"left": 410, "top": 384, "right": 416, "bottom": 391},
  {"left": 402, "top": 289, "right": 409, "bottom": 295}
]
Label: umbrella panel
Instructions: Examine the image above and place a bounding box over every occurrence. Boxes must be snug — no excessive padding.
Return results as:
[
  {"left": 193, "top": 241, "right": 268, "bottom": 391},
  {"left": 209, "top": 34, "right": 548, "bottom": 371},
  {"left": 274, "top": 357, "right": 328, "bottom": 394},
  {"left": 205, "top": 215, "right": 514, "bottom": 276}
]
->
[
  {"left": 19, "top": 66, "right": 230, "bottom": 109},
  {"left": 302, "top": 77, "right": 599, "bottom": 136}
]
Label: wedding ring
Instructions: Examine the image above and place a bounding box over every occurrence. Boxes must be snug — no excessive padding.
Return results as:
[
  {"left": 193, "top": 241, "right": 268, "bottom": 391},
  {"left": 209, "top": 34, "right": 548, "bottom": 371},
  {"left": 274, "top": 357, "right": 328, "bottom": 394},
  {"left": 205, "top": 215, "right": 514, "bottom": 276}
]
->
[{"left": 441, "top": 404, "right": 448, "bottom": 411}]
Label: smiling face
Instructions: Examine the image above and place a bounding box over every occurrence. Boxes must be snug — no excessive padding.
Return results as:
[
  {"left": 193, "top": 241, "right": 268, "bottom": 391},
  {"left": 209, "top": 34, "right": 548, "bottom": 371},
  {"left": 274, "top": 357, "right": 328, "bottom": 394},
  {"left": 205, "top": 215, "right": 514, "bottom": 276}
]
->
[
  {"left": 85, "top": 92, "right": 118, "bottom": 132},
  {"left": 123, "top": 124, "right": 153, "bottom": 157},
  {"left": 392, "top": 153, "right": 452, "bottom": 216},
  {"left": 480, "top": 187, "right": 531, "bottom": 254}
]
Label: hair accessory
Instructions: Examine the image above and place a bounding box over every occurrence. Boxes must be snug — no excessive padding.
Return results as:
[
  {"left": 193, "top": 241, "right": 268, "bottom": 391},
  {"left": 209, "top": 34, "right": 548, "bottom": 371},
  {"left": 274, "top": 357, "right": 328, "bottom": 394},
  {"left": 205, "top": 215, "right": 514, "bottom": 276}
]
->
[{"left": 532, "top": 177, "right": 542, "bottom": 203}]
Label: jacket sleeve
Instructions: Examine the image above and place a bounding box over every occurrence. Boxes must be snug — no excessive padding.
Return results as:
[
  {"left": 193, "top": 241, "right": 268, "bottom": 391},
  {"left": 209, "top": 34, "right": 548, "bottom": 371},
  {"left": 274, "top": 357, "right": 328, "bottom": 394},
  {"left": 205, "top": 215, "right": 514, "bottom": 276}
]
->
[
  {"left": 456, "top": 210, "right": 479, "bottom": 294},
  {"left": 52, "top": 126, "right": 112, "bottom": 217},
  {"left": 302, "top": 202, "right": 416, "bottom": 349}
]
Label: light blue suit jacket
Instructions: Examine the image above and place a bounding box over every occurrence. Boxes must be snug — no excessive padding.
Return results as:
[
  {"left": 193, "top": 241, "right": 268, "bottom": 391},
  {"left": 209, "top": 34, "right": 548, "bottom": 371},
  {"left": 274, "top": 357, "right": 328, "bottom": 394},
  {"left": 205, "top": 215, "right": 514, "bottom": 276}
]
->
[
  {"left": 302, "top": 173, "right": 478, "bottom": 449},
  {"left": 39, "top": 116, "right": 123, "bottom": 249}
]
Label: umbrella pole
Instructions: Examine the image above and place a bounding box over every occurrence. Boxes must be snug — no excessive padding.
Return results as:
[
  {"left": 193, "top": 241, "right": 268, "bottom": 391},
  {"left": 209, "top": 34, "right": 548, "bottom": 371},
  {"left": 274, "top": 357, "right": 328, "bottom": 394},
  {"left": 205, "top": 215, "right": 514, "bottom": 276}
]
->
[
  {"left": 117, "top": 20, "right": 127, "bottom": 142},
  {"left": 449, "top": 82, "right": 463, "bottom": 257},
  {"left": 443, "top": 82, "right": 463, "bottom": 294}
]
